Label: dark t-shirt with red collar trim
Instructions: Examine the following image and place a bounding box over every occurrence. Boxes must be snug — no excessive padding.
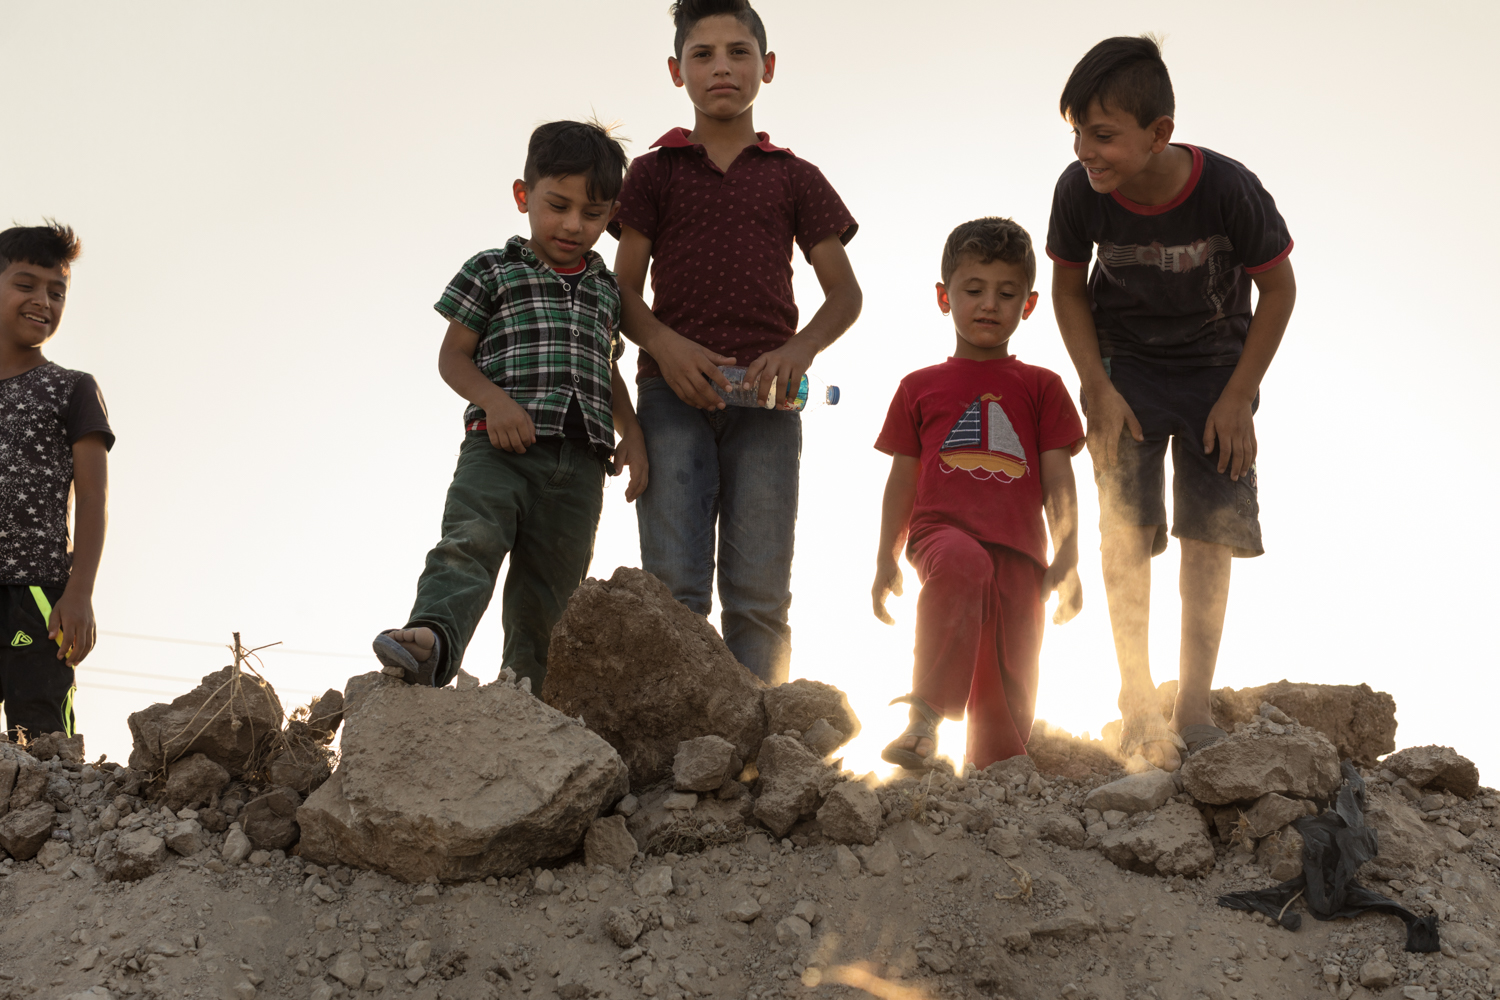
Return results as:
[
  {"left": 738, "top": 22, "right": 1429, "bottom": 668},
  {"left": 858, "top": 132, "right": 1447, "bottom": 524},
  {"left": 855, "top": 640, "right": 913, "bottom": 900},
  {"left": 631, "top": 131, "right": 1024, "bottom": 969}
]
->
[
  {"left": 609, "top": 128, "right": 857, "bottom": 382},
  {"left": 1046, "top": 144, "right": 1293, "bottom": 367}
]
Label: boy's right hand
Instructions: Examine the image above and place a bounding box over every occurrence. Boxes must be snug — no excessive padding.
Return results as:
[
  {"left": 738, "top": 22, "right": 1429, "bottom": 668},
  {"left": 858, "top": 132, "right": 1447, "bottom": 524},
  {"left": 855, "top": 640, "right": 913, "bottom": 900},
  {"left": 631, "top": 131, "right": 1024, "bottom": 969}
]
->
[
  {"left": 652, "top": 330, "right": 737, "bottom": 411},
  {"left": 1085, "top": 382, "right": 1145, "bottom": 467},
  {"left": 872, "top": 556, "right": 904, "bottom": 625},
  {"left": 484, "top": 393, "right": 537, "bottom": 453}
]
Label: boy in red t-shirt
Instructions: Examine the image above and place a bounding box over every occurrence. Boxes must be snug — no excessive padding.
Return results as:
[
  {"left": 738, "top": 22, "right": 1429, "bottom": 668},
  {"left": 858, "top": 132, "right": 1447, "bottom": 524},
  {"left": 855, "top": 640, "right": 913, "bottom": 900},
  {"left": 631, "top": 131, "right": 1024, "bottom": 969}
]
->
[
  {"left": 873, "top": 218, "right": 1085, "bottom": 771},
  {"left": 609, "top": 0, "right": 862, "bottom": 684}
]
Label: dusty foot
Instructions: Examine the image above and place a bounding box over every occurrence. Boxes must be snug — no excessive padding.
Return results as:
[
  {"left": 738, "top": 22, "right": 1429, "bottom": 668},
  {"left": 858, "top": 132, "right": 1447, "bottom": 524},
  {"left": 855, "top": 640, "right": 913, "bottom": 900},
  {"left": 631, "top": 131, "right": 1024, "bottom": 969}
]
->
[
  {"left": 889, "top": 733, "right": 935, "bottom": 761},
  {"left": 386, "top": 627, "right": 436, "bottom": 662}
]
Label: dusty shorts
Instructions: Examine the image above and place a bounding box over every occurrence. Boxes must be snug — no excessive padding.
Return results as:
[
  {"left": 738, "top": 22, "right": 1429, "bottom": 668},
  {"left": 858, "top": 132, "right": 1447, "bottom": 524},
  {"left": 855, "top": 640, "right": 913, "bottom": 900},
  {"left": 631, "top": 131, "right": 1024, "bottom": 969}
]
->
[
  {"left": 1087, "top": 355, "right": 1263, "bottom": 558},
  {"left": 0, "top": 584, "right": 77, "bottom": 740}
]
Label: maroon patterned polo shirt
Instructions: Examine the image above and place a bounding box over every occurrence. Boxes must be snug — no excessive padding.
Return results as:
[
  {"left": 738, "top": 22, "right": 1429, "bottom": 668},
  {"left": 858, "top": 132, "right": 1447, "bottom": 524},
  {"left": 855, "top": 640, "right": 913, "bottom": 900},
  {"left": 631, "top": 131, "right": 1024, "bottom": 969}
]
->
[{"left": 610, "top": 129, "right": 858, "bottom": 382}]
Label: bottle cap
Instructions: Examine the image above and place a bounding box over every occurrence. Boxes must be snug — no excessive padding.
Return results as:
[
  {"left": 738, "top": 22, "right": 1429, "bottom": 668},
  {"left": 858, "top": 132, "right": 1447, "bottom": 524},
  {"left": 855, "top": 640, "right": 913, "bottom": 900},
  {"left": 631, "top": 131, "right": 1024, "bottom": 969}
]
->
[{"left": 827, "top": 386, "right": 840, "bottom": 406}]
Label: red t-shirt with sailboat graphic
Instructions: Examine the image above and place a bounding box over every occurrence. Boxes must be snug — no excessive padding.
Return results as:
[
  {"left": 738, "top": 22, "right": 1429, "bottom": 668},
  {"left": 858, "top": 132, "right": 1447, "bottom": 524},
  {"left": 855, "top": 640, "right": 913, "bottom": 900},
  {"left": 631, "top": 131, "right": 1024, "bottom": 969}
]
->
[{"left": 875, "top": 356, "right": 1084, "bottom": 567}]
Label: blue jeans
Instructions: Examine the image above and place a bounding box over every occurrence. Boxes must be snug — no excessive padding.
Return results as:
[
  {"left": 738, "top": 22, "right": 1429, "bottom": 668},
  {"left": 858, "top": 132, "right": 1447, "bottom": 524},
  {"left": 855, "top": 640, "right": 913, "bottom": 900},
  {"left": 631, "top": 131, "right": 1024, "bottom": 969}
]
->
[{"left": 635, "top": 378, "right": 801, "bottom": 684}]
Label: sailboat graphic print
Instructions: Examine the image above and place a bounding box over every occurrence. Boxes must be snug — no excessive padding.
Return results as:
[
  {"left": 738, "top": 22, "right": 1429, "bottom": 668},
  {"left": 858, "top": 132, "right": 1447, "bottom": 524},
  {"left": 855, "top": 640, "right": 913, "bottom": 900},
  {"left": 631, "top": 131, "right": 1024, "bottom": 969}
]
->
[{"left": 939, "top": 394, "right": 1027, "bottom": 481}]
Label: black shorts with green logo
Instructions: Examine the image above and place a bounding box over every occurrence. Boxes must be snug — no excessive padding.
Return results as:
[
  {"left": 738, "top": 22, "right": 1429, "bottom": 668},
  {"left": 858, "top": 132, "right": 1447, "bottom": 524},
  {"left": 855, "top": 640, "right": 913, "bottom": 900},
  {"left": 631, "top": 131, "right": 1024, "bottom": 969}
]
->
[{"left": 1, "top": 585, "right": 76, "bottom": 740}]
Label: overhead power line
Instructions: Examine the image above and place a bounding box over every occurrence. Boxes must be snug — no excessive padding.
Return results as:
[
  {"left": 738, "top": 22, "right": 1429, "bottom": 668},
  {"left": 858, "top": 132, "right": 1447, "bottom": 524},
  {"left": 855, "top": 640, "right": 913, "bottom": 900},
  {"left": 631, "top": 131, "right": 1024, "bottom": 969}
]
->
[{"left": 100, "top": 630, "right": 367, "bottom": 659}]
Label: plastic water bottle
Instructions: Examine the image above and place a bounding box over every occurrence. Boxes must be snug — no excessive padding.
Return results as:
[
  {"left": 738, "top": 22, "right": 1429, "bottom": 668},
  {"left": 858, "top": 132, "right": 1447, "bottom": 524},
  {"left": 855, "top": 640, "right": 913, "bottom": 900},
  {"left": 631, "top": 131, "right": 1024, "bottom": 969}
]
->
[{"left": 714, "top": 366, "right": 840, "bottom": 411}]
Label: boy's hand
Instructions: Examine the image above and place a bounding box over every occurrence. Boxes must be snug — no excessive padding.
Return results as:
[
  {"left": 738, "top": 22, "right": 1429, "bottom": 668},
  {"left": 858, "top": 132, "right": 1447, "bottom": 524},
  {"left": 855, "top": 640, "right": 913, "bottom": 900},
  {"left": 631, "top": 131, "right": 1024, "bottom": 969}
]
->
[
  {"left": 613, "top": 424, "right": 650, "bottom": 502},
  {"left": 745, "top": 337, "right": 819, "bottom": 408},
  {"left": 871, "top": 556, "right": 904, "bottom": 625},
  {"left": 1084, "top": 382, "right": 1144, "bottom": 468},
  {"left": 484, "top": 393, "right": 537, "bottom": 453},
  {"left": 1203, "top": 391, "right": 1257, "bottom": 481},
  {"left": 1042, "top": 562, "right": 1083, "bottom": 625},
  {"left": 48, "top": 590, "right": 97, "bottom": 666},
  {"left": 652, "top": 330, "right": 737, "bottom": 411}
]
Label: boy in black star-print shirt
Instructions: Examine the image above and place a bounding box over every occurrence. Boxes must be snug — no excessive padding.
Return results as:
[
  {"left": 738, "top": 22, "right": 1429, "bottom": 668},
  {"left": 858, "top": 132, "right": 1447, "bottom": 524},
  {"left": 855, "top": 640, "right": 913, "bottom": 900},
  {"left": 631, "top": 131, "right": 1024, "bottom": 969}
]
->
[{"left": 0, "top": 223, "right": 113, "bottom": 742}]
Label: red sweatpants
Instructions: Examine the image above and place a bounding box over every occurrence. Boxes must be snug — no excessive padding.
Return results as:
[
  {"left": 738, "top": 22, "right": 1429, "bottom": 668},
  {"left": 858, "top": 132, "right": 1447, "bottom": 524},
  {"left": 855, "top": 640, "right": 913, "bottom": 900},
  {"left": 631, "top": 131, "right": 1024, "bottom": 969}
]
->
[{"left": 909, "top": 525, "right": 1045, "bottom": 769}]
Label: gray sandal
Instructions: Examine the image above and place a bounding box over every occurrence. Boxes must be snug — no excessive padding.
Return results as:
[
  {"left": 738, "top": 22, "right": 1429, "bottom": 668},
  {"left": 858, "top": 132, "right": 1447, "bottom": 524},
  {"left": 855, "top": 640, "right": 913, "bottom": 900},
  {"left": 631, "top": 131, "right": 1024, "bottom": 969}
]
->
[
  {"left": 1177, "top": 724, "right": 1228, "bottom": 755},
  {"left": 882, "top": 695, "right": 941, "bottom": 771},
  {"left": 373, "top": 630, "right": 441, "bottom": 687}
]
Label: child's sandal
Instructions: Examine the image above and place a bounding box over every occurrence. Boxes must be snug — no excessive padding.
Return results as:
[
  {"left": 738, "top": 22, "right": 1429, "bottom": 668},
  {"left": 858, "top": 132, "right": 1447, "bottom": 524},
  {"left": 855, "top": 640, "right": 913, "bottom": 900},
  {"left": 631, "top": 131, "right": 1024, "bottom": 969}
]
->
[
  {"left": 881, "top": 694, "right": 942, "bottom": 771},
  {"left": 372, "top": 629, "right": 441, "bottom": 688}
]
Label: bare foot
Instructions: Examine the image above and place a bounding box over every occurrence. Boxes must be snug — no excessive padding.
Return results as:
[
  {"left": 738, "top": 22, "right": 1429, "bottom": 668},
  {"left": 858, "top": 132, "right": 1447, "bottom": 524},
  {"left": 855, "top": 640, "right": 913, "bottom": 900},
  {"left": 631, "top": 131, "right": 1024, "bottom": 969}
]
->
[
  {"left": 387, "top": 627, "right": 436, "bottom": 662},
  {"left": 1140, "top": 739, "right": 1182, "bottom": 772}
]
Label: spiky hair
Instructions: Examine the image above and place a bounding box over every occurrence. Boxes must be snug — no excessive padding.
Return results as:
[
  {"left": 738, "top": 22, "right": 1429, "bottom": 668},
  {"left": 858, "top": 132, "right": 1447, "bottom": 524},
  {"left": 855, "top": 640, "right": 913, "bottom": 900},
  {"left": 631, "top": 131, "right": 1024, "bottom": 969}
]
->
[
  {"left": 0, "top": 221, "right": 81, "bottom": 273},
  {"left": 670, "top": 0, "right": 767, "bottom": 60}
]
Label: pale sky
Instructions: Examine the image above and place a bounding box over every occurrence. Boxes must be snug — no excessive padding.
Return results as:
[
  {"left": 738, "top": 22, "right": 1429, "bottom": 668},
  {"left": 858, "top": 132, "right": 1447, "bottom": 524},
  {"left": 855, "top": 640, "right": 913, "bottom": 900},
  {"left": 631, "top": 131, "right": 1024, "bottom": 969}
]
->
[{"left": 2, "top": 2, "right": 1495, "bottom": 782}]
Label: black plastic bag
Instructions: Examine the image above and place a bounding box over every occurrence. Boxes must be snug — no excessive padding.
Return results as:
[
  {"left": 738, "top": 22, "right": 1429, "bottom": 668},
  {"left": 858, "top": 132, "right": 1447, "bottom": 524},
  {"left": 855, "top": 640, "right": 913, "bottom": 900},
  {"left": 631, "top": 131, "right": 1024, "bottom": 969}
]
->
[{"left": 1218, "top": 761, "right": 1439, "bottom": 952}]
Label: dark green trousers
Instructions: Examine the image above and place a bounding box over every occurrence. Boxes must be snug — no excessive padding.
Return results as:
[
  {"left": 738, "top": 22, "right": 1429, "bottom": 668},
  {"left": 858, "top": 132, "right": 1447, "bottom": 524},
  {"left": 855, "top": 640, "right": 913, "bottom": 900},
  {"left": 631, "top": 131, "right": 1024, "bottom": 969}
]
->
[{"left": 407, "top": 434, "right": 606, "bottom": 689}]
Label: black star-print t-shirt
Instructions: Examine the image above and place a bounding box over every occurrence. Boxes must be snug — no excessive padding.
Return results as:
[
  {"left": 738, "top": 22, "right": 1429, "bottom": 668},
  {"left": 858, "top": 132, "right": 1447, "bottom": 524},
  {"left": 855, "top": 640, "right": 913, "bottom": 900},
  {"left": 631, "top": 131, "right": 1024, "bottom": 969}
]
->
[{"left": 1, "top": 363, "right": 115, "bottom": 587}]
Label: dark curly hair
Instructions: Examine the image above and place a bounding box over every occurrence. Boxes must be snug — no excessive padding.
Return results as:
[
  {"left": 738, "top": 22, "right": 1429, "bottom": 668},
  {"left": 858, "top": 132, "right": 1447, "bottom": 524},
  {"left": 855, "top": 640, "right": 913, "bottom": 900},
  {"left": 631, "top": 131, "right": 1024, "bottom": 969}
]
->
[
  {"left": 523, "top": 119, "right": 631, "bottom": 204},
  {"left": 0, "top": 221, "right": 82, "bottom": 273},
  {"left": 941, "top": 218, "right": 1036, "bottom": 290}
]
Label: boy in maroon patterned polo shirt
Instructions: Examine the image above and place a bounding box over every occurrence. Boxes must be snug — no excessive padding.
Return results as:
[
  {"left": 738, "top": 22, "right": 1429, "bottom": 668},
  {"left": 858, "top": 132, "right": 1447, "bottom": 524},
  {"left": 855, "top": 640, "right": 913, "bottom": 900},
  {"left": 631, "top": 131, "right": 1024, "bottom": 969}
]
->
[{"left": 610, "top": 0, "right": 862, "bottom": 684}]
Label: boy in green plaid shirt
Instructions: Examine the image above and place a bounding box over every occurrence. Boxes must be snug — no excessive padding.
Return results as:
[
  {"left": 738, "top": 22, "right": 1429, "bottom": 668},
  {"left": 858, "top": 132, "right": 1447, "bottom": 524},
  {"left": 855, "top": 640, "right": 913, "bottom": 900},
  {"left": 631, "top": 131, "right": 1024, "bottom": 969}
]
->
[{"left": 373, "top": 121, "right": 647, "bottom": 691}]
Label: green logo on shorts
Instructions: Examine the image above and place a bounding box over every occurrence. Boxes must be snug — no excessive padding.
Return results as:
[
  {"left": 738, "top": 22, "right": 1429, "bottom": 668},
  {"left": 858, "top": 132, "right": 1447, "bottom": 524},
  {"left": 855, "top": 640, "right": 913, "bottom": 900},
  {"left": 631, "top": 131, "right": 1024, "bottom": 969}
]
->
[{"left": 10, "top": 631, "right": 33, "bottom": 647}]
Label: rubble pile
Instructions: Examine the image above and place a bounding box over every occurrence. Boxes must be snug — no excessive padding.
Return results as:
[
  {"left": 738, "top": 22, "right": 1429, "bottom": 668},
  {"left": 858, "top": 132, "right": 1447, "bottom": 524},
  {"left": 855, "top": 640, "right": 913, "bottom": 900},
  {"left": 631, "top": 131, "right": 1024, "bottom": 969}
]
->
[{"left": 0, "top": 573, "right": 1493, "bottom": 1000}]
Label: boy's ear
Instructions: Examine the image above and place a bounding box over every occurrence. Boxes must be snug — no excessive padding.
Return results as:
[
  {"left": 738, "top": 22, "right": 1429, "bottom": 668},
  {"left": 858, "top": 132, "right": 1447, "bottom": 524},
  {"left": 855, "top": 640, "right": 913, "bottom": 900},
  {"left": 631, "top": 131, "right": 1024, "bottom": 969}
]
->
[
  {"left": 762, "top": 52, "right": 776, "bottom": 84},
  {"left": 1148, "top": 115, "right": 1176, "bottom": 154},
  {"left": 668, "top": 56, "right": 685, "bottom": 88},
  {"left": 1022, "top": 290, "right": 1039, "bottom": 319},
  {"left": 608, "top": 201, "right": 622, "bottom": 224},
  {"left": 513, "top": 180, "right": 530, "bottom": 214},
  {"left": 935, "top": 281, "right": 951, "bottom": 315}
]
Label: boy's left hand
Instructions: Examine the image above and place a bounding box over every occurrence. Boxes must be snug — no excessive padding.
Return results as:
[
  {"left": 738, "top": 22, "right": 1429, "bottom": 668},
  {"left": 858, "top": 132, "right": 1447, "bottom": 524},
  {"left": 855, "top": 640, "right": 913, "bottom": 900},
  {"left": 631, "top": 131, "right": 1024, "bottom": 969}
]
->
[
  {"left": 48, "top": 590, "right": 97, "bottom": 666},
  {"left": 613, "top": 425, "right": 650, "bottom": 502},
  {"left": 1203, "top": 392, "right": 1257, "bottom": 482},
  {"left": 1043, "top": 563, "right": 1082, "bottom": 625},
  {"left": 745, "top": 338, "right": 819, "bottom": 408}
]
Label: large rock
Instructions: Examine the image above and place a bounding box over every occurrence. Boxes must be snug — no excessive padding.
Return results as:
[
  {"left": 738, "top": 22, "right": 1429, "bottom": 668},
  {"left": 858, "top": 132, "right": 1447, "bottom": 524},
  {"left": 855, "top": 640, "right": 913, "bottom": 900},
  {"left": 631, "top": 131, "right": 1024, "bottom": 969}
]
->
[
  {"left": 762, "top": 680, "right": 860, "bottom": 748},
  {"left": 127, "top": 666, "right": 285, "bottom": 777},
  {"left": 307, "top": 689, "right": 344, "bottom": 742},
  {"left": 1382, "top": 746, "right": 1480, "bottom": 798},
  {"left": 0, "top": 801, "right": 54, "bottom": 859},
  {"left": 297, "top": 674, "right": 628, "bottom": 882},
  {"left": 1364, "top": 791, "right": 1441, "bottom": 869},
  {"left": 673, "top": 736, "right": 735, "bottom": 792},
  {"left": 1083, "top": 770, "right": 1176, "bottom": 815},
  {"left": 541, "top": 568, "right": 767, "bottom": 788},
  {"left": 753, "top": 735, "right": 829, "bottom": 838},
  {"left": 1098, "top": 803, "right": 1215, "bottom": 877},
  {"left": 1211, "top": 681, "right": 1396, "bottom": 766},
  {"left": 816, "top": 781, "right": 882, "bottom": 845},
  {"left": 161, "top": 753, "right": 230, "bottom": 812},
  {"left": 1255, "top": 826, "right": 1305, "bottom": 881},
  {"left": 241, "top": 787, "right": 302, "bottom": 851},
  {"left": 1179, "top": 727, "right": 1342, "bottom": 806},
  {"left": 25, "top": 732, "right": 84, "bottom": 763}
]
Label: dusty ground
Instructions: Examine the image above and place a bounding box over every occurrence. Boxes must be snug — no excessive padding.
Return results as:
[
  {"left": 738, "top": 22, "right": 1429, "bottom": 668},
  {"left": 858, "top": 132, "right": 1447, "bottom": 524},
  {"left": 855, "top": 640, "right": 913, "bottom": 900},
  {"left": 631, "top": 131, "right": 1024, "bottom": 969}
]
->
[{"left": 1, "top": 749, "right": 1495, "bottom": 1000}]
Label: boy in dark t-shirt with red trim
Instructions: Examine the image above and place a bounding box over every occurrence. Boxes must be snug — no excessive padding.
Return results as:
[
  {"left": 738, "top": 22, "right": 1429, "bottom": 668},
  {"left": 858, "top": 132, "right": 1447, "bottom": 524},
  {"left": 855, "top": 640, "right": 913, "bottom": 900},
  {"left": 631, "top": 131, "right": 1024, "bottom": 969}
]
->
[
  {"left": 0, "top": 223, "right": 113, "bottom": 742},
  {"left": 872, "top": 219, "right": 1084, "bottom": 771},
  {"left": 610, "top": 0, "right": 862, "bottom": 684},
  {"left": 1047, "top": 36, "right": 1297, "bottom": 771}
]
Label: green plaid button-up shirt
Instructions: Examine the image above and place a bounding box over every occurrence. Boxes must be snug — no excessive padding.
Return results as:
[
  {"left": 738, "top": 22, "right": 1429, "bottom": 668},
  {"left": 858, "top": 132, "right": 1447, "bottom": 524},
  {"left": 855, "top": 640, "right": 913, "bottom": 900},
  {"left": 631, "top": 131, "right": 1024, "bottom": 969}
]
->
[{"left": 435, "top": 236, "right": 623, "bottom": 450}]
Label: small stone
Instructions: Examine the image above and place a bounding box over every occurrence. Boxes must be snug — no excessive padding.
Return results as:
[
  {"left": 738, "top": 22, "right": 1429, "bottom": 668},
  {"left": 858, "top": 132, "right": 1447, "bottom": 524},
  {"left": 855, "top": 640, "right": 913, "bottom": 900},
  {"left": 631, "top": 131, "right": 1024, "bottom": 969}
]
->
[
  {"left": 816, "top": 782, "right": 882, "bottom": 845},
  {"left": 221, "top": 827, "right": 251, "bottom": 864},
  {"left": 800, "top": 718, "right": 844, "bottom": 758},
  {"left": 615, "top": 794, "right": 639, "bottom": 817},
  {"left": 673, "top": 736, "right": 735, "bottom": 792},
  {"left": 0, "top": 801, "right": 54, "bottom": 860},
  {"left": 634, "top": 865, "right": 674, "bottom": 897},
  {"left": 165, "top": 819, "right": 206, "bottom": 857},
  {"left": 724, "top": 899, "right": 762, "bottom": 922},
  {"left": 584, "top": 815, "right": 638, "bottom": 872},
  {"left": 858, "top": 839, "right": 900, "bottom": 876},
  {"left": 1037, "top": 814, "right": 1087, "bottom": 849},
  {"left": 1083, "top": 770, "right": 1177, "bottom": 814},
  {"left": 364, "top": 967, "right": 389, "bottom": 992},
  {"left": 1102, "top": 810, "right": 1127, "bottom": 828},
  {"left": 833, "top": 844, "right": 861, "bottom": 878},
  {"left": 1242, "top": 793, "right": 1306, "bottom": 839},
  {"left": 886, "top": 819, "right": 938, "bottom": 859},
  {"left": 1383, "top": 745, "right": 1480, "bottom": 798},
  {"left": 919, "top": 949, "right": 952, "bottom": 973},
  {"left": 1098, "top": 802, "right": 1214, "bottom": 877},
  {"left": 412, "top": 885, "right": 439, "bottom": 905},
  {"left": 1359, "top": 957, "right": 1397, "bottom": 989},
  {"left": 404, "top": 965, "right": 426, "bottom": 985},
  {"left": 791, "top": 899, "right": 819, "bottom": 925},
  {"left": 1002, "top": 929, "right": 1031, "bottom": 950},
  {"left": 775, "top": 916, "right": 812, "bottom": 946},
  {"left": 330, "top": 951, "right": 366, "bottom": 989},
  {"left": 405, "top": 940, "right": 432, "bottom": 969},
  {"left": 605, "top": 908, "right": 643, "bottom": 946},
  {"left": 35, "top": 839, "right": 69, "bottom": 868},
  {"left": 985, "top": 827, "right": 1023, "bottom": 858}
]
